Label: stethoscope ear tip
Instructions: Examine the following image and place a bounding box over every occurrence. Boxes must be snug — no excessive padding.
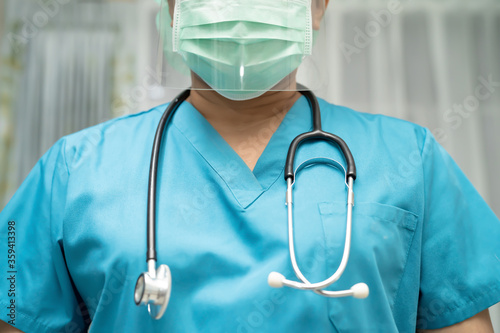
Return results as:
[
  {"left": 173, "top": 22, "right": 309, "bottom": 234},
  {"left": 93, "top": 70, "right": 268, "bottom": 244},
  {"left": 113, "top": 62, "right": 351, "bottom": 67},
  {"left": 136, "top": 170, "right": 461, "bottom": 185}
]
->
[
  {"left": 268, "top": 272, "right": 286, "bottom": 288},
  {"left": 351, "top": 283, "right": 369, "bottom": 299}
]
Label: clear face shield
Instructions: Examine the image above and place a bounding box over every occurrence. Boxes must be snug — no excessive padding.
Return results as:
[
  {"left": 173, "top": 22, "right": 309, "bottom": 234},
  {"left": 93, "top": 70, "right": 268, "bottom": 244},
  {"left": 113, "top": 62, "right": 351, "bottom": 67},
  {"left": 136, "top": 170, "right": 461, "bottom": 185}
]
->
[{"left": 155, "top": 0, "right": 329, "bottom": 101}]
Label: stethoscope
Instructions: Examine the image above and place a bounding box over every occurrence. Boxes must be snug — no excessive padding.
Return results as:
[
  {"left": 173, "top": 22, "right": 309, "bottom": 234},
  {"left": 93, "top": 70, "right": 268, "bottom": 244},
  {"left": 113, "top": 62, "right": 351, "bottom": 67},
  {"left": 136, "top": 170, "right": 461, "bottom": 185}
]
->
[{"left": 134, "top": 87, "right": 369, "bottom": 319}]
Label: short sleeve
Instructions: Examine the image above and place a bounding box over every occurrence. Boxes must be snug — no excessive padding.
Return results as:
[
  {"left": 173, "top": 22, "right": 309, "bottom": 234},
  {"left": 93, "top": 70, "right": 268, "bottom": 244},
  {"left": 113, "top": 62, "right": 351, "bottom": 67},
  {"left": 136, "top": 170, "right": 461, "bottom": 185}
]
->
[
  {"left": 0, "top": 139, "right": 87, "bottom": 333},
  {"left": 417, "top": 129, "right": 500, "bottom": 329}
]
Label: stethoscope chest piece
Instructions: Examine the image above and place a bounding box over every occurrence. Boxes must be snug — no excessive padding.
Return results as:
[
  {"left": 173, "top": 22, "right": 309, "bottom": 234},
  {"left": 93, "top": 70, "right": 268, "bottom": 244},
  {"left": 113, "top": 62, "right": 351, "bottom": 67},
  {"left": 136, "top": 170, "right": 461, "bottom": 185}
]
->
[{"left": 134, "top": 264, "right": 172, "bottom": 319}]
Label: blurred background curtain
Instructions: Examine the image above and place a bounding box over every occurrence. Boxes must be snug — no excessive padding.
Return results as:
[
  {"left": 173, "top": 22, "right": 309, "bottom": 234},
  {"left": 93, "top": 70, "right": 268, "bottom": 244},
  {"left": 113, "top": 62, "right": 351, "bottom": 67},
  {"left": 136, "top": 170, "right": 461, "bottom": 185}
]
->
[
  {"left": 0, "top": 0, "right": 140, "bottom": 205},
  {"left": 317, "top": 0, "right": 500, "bottom": 219},
  {"left": 0, "top": 0, "right": 499, "bottom": 330}
]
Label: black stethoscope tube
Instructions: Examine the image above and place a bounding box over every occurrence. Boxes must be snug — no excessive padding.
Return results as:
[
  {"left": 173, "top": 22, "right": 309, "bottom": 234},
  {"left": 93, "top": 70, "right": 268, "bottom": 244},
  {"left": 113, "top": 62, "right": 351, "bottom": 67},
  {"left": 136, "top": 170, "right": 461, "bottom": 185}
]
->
[
  {"left": 284, "top": 89, "right": 356, "bottom": 182},
  {"left": 147, "top": 89, "right": 191, "bottom": 262}
]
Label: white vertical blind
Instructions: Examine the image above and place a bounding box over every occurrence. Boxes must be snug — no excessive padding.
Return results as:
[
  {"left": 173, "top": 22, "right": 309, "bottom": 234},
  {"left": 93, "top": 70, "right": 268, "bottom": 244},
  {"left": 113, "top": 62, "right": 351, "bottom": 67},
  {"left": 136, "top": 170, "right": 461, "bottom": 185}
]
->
[
  {"left": 0, "top": 0, "right": 139, "bottom": 205},
  {"left": 298, "top": 0, "right": 500, "bottom": 216}
]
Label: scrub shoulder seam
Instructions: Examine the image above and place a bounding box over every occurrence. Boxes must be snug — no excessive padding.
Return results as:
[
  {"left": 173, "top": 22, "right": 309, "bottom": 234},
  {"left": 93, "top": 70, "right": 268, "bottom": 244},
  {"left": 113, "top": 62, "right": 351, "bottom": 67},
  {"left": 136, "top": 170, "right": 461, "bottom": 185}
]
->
[
  {"left": 62, "top": 105, "right": 168, "bottom": 142},
  {"left": 58, "top": 105, "right": 169, "bottom": 162}
]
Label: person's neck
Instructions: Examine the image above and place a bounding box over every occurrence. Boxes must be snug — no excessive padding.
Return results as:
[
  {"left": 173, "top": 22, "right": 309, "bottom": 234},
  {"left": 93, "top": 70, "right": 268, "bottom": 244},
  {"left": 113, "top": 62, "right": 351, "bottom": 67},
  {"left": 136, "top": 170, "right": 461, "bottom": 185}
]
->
[
  {"left": 186, "top": 72, "right": 301, "bottom": 136},
  {"left": 186, "top": 72, "right": 302, "bottom": 171}
]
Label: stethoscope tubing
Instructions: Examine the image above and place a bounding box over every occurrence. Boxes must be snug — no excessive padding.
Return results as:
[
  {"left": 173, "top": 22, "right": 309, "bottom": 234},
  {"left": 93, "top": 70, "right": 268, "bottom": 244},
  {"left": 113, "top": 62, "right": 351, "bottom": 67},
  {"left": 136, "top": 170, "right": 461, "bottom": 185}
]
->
[
  {"left": 137, "top": 87, "right": 366, "bottom": 320},
  {"left": 285, "top": 88, "right": 356, "bottom": 182},
  {"left": 147, "top": 89, "right": 191, "bottom": 263},
  {"left": 284, "top": 176, "right": 355, "bottom": 294}
]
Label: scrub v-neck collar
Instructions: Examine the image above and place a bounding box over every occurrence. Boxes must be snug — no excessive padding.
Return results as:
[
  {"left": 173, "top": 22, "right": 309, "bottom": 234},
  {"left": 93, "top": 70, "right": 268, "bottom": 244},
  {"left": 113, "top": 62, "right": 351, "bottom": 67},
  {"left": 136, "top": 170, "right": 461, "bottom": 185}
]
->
[{"left": 170, "top": 95, "right": 313, "bottom": 209}]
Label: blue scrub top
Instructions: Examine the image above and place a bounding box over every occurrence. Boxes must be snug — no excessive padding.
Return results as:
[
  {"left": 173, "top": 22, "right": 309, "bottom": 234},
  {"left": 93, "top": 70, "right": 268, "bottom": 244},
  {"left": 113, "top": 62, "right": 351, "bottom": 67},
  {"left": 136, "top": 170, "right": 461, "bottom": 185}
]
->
[{"left": 1, "top": 96, "right": 500, "bottom": 333}]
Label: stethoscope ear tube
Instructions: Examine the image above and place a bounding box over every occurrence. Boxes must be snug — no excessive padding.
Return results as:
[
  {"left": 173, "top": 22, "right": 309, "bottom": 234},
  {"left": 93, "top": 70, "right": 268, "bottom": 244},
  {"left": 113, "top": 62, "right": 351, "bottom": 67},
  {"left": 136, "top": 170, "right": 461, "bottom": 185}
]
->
[
  {"left": 274, "top": 89, "right": 367, "bottom": 299},
  {"left": 284, "top": 90, "right": 356, "bottom": 182},
  {"left": 284, "top": 131, "right": 356, "bottom": 181},
  {"left": 269, "top": 175, "right": 369, "bottom": 299}
]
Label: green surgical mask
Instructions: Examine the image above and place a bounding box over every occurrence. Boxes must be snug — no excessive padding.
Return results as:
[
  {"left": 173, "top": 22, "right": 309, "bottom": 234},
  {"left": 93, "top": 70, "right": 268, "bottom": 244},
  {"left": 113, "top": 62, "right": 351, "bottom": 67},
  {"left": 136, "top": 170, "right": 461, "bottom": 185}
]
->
[{"left": 172, "top": 0, "right": 313, "bottom": 101}]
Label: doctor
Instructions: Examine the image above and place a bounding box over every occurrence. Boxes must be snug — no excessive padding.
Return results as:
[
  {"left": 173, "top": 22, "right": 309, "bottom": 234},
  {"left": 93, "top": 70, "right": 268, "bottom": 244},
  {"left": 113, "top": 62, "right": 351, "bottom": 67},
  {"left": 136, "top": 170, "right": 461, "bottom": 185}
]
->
[{"left": 1, "top": 0, "right": 500, "bottom": 332}]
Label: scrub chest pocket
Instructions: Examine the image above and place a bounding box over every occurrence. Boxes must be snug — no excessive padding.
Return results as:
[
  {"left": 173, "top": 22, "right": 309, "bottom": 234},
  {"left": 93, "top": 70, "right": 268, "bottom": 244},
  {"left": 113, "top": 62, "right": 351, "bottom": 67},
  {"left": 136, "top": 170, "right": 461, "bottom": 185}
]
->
[{"left": 319, "top": 201, "right": 418, "bottom": 332}]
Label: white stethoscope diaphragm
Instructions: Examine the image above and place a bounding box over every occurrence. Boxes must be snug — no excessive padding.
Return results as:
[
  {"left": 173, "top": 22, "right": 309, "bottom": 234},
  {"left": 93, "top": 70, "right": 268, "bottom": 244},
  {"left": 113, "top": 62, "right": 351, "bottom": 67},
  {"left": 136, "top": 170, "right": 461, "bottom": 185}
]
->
[{"left": 134, "top": 262, "right": 172, "bottom": 319}]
